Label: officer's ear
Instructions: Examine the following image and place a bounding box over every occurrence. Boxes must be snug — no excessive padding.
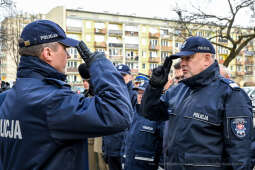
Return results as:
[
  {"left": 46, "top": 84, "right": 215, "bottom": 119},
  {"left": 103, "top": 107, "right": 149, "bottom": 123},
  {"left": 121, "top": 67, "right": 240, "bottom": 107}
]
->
[
  {"left": 203, "top": 53, "right": 213, "bottom": 67},
  {"left": 40, "top": 47, "right": 54, "bottom": 63}
]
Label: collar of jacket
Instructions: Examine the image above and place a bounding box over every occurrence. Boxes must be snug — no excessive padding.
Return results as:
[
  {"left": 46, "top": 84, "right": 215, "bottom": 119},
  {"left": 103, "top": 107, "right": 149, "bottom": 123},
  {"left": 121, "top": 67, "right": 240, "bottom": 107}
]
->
[
  {"left": 17, "top": 55, "right": 66, "bottom": 81},
  {"left": 181, "top": 60, "right": 219, "bottom": 90}
]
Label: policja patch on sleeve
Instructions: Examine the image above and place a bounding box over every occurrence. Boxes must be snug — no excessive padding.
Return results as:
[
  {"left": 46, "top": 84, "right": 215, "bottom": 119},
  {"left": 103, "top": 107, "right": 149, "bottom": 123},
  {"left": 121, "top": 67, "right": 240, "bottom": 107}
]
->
[{"left": 231, "top": 118, "right": 248, "bottom": 138}]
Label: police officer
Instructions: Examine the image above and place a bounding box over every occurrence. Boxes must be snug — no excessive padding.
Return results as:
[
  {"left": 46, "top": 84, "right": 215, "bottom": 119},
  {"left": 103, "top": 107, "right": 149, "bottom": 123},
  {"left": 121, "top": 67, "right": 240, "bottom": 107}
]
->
[
  {"left": 124, "top": 81, "right": 164, "bottom": 170},
  {"left": 103, "top": 64, "right": 136, "bottom": 170},
  {"left": 141, "top": 36, "right": 253, "bottom": 170},
  {"left": 0, "top": 20, "right": 133, "bottom": 170}
]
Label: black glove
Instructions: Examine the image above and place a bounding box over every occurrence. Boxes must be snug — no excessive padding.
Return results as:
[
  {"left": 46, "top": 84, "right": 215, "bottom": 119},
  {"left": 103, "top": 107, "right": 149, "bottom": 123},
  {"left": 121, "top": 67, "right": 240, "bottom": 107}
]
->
[
  {"left": 149, "top": 56, "right": 172, "bottom": 88},
  {"left": 76, "top": 41, "right": 105, "bottom": 67},
  {"left": 78, "top": 63, "right": 90, "bottom": 79}
]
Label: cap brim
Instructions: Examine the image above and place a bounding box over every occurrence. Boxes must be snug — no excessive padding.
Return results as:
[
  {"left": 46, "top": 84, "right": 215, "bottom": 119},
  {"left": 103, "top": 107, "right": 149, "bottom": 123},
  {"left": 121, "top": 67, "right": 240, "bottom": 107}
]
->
[
  {"left": 59, "top": 37, "right": 79, "bottom": 47},
  {"left": 170, "top": 51, "right": 195, "bottom": 59},
  {"left": 133, "top": 87, "right": 145, "bottom": 91},
  {"left": 119, "top": 71, "right": 131, "bottom": 75}
]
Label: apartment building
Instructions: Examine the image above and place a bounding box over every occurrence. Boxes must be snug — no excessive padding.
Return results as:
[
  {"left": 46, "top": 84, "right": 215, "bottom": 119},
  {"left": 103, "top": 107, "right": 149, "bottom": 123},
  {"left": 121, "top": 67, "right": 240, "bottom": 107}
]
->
[
  {"left": 1, "top": 6, "right": 255, "bottom": 87},
  {"left": 0, "top": 13, "right": 44, "bottom": 82}
]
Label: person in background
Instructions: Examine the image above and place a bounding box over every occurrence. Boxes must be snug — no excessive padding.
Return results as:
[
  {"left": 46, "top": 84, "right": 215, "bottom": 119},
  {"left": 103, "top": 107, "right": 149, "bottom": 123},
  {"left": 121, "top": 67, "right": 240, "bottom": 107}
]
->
[
  {"left": 219, "top": 64, "right": 231, "bottom": 79},
  {"left": 141, "top": 36, "right": 253, "bottom": 170},
  {"left": 103, "top": 64, "right": 136, "bottom": 170},
  {"left": 0, "top": 20, "right": 133, "bottom": 170},
  {"left": 78, "top": 63, "right": 109, "bottom": 170},
  {"left": 124, "top": 81, "right": 164, "bottom": 170}
]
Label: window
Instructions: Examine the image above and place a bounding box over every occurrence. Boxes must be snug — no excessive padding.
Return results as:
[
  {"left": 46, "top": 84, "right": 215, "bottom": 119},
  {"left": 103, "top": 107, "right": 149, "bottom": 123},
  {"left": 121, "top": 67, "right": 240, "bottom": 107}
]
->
[
  {"left": 142, "top": 51, "right": 146, "bottom": 57},
  {"left": 66, "top": 18, "right": 82, "bottom": 27},
  {"left": 150, "top": 51, "right": 157, "bottom": 58},
  {"left": 142, "top": 39, "right": 147, "bottom": 46},
  {"left": 95, "top": 35, "right": 105, "bottom": 42},
  {"left": 109, "top": 48, "right": 122, "bottom": 56},
  {"left": 108, "top": 24, "right": 120, "bottom": 30},
  {"left": 160, "top": 29, "right": 168, "bottom": 35},
  {"left": 150, "top": 39, "right": 158, "bottom": 46},
  {"left": 161, "top": 40, "right": 168, "bottom": 47},
  {"left": 86, "top": 22, "right": 91, "bottom": 28},
  {"left": 142, "top": 63, "right": 146, "bottom": 69},
  {"left": 95, "top": 22, "right": 105, "bottom": 29},
  {"left": 86, "top": 35, "right": 91, "bottom": 42},
  {"left": 95, "top": 48, "right": 105, "bottom": 52},
  {"left": 161, "top": 52, "right": 168, "bottom": 58},
  {"left": 150, "top": 63, "right": 158, "bottom": 69}
]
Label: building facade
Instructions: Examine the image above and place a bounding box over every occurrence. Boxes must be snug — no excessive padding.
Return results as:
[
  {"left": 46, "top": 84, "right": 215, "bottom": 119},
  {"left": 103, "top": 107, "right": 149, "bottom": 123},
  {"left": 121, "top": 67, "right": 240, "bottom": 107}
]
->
[{"left": 1, "top": 6, "right": 255, "bottom": 87}]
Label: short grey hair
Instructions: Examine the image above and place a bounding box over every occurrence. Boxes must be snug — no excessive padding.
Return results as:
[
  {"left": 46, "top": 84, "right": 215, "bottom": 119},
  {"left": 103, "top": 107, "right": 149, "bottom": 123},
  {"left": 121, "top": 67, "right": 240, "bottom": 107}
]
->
[{"left": 18, "top": 39, "right": 59, "bottom": 57}]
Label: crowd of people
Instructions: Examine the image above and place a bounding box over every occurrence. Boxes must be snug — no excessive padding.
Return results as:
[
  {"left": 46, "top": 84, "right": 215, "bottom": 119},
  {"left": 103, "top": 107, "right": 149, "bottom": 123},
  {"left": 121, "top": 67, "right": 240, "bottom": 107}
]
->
[{"left": 0, "top": 19, "right": 254, "bottom": 170}]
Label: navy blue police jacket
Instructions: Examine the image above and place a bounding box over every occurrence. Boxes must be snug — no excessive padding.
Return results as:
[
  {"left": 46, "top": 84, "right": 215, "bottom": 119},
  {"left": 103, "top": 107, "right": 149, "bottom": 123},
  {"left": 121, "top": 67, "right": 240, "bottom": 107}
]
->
[
  {"left": 124, "top": 104, "right": 163, "bottom": 170},
  {"left": 0, "top": 90, "right": 8, "bottom": 170},
  {"left": 141, "top": 61, "right": 253, "bottom": 170},
  {"left": 103, "top": 81, "right": 136, "bottom": 157},
  {"left": 0, "top": 54, "right": 133, "bottom": 170}
]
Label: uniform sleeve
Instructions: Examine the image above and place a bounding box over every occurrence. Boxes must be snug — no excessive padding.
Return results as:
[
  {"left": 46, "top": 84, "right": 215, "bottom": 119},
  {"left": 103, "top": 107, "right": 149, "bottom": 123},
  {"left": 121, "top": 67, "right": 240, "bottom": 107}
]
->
[
  {"left": 140, "top": 84, "right": 169, "bottom": 121},
  {"left": 45, "top": 56, "right": 133, "bottom": 140},
  {"left": 224, "top": 88, "right": 253, "bottom": 170}
]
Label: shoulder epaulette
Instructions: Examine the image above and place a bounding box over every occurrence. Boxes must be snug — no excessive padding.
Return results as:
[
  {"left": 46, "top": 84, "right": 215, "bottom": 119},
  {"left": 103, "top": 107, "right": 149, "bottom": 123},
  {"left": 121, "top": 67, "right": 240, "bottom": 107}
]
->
[
  {"left": 219, "top": 76, "right": 240, "bottom": 90},
  {"left": 44, "top": 78, "right": 70, "bottom": 88}
]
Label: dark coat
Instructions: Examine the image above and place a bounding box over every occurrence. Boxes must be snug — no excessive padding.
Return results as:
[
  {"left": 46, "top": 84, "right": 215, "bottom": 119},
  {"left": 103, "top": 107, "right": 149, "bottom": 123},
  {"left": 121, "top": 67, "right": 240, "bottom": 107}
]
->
[
  {"left": 141, "top": 61, "right": 253, "bottom": 170},
  {"left": 0, "top": 54, "right": 133, "bottom": 170}
]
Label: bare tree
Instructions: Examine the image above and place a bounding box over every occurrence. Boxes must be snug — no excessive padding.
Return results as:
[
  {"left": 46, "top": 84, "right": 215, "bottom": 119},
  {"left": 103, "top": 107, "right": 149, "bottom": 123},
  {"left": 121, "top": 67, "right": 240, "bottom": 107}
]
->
[
  {"left": 0, "top": 0, "right": 12, "bottom": 7},
  {"left": 173, "top": 0, "right": 255, "bottom": 66}
]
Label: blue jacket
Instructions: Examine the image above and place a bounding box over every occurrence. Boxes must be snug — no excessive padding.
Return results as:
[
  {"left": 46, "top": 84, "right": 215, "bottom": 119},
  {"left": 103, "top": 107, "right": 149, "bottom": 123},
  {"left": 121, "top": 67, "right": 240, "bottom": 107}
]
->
[
  {"left": 103, "top": 81, "right": 136, "bottom": 157},
  {"left": 0, "top": 90, "right": 8, "bottom": 170},
  {"left": 124, "top": 104, "right": 164, "bottom": 170},
  {"left": 0, "top": 54, "right": 133, "bottom": 170},
  {"left": 141, "top": 61, "right": 253, "bottom": 170}
]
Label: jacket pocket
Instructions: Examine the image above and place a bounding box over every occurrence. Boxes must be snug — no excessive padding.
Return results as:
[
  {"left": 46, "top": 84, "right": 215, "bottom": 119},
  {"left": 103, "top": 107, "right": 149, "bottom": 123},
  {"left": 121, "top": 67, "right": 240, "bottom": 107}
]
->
[
  {"left": 134, "top": 150, "right": 155, "bottom": 162},
  {"left": 184, "top": 152, "right": 222, "bottom": 167}
]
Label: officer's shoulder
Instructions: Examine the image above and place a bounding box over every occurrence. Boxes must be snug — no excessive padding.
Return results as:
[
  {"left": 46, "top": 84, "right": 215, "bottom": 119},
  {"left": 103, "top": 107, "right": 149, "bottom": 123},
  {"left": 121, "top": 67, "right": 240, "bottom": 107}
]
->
[
  {"left": 44, "top": 78, "right": 70, "bottom": 88},
  {"left": 218, "top": 76, "right": 240, "bottom": 90}
]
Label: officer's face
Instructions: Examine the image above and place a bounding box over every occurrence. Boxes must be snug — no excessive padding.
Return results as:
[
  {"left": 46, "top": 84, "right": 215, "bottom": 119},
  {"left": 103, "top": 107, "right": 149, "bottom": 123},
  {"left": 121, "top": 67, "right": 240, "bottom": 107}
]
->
[
  {"left": 137, "top": 89, "right": 144, "bottom": 104},
  {"left": 180, "top": 53, "right": 210, "bottom": 78},
  {"left": 52, "top": 43, "right": 71, "bottom": 73},
  {"left": 83, "top": 79, "right": 89, "bottom": 90}
]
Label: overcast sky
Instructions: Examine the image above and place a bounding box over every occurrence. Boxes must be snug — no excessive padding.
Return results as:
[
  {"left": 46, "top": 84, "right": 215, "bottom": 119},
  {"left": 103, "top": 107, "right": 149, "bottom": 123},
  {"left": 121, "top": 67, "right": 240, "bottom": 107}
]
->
[{"left": 2, "top": 0, "right": 254, "bottom": 27}]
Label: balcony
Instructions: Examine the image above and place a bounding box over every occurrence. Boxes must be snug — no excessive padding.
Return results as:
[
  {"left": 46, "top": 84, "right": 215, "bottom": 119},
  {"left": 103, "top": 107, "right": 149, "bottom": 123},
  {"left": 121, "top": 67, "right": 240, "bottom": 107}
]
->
[
  {"left": 245, "top": 51, "right": 255, "bottom": 56},
  {"left": 218, "top": 59, "right": 224, "bottom": 64},
  {"left": 218, "top": 38, "right": 228, "bottom": 43},
  {"left": 131, "top": 69, "right": 138, "bottom": 73},
  {"left": 126, "top": 56, "right": 139, "bottom": 62},
  {"left": 161, "top": 46, "right": 171, "bottom": 51},
  {"left": 125, "top": 31, "right": 138, "bottom": 36},
  {"left": 66, "top": 67, "right": 78, "bottom": 73},
  {"left": 149, "top": 33, "right": 160, "bottom": 38},
  {"left": 109, "top": 43, "right": 123, "bottom": 48},
  {"left": 94, "top": 42, "right": 106, "bottom": 48},
  {"left": 246, "top": 71, "right": 254, "bottom": 75},
  {"left": 125, "top": 44, "right": 139, "bottom": 50},
  {"left": 109, "top": 30, "right": 122, "bottom": 37},
  {"left": 236, "top": 60, "right": 243, "bottom": 65},
  {"left": 236, "top": 71, "right": 245, "bottom": 76},
  {"left": 245, "top": 59, "right": 254, "bottom": 65},
  {"left": 94, "top": 28, "right": 106, "bottom": 34},
  {"left": 66, "top": 26, "right": 82, "bottom": 33},
  {"left": 149, "top": 45, "right": 160, "bottom": 50},
  {"left": 160, "top": 34, "right": 171, "bottom": 39},
  {"left": 109, "top": 55, "right": 123, "bottom": 61},
  {"left": 148, "top": 57, "right": 160, "bottom": 63}
]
